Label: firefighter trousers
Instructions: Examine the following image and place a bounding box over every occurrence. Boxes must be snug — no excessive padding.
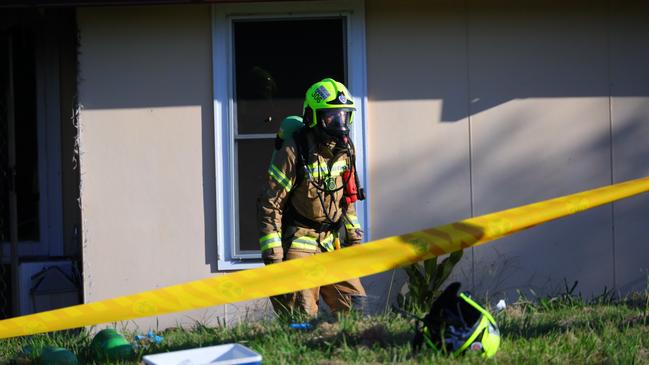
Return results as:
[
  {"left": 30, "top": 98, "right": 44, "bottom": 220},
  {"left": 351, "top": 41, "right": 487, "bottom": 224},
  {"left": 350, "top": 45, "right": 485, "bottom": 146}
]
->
[{"left": 284, "top": 248, "right": 366, "bottom": 317}]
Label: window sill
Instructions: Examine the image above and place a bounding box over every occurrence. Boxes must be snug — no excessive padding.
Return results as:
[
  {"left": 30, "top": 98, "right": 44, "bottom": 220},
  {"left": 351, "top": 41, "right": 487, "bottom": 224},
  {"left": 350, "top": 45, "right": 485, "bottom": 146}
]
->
[{"left": 217, "top": 259, "right": 264, "bottom": 271}]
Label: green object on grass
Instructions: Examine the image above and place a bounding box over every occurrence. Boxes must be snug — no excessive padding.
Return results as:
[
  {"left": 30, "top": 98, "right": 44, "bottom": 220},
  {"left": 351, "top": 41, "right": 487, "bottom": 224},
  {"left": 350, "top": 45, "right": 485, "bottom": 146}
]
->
[
  {"left": 39, "top": 346, "right": 79, "bottom": 365},
  {"left": 90, "top": 328, "right": 135, "bottom": 361}
]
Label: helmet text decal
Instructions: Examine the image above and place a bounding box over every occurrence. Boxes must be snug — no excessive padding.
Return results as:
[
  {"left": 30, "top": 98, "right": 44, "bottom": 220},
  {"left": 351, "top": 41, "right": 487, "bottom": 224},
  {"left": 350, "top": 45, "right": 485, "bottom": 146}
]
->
[{"left": 312, "top": 85, "right": 330, "bottom": 103}]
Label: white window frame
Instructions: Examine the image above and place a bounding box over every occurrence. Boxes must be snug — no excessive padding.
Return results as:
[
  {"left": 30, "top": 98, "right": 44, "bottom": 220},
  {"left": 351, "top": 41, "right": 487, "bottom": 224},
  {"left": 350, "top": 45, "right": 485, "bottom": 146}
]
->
[{"left": 212, "top": 0, "right": 369, "bottom": 270}]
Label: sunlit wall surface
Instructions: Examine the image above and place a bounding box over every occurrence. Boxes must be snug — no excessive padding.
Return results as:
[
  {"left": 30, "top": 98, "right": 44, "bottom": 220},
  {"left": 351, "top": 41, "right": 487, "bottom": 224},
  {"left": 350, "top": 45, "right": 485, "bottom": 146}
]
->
[
  {"left": 77, "top": 1, "right": 649, "bottom": 330},
  {"left": 366, "top": 0, "right": 649, "bottom": 300}
]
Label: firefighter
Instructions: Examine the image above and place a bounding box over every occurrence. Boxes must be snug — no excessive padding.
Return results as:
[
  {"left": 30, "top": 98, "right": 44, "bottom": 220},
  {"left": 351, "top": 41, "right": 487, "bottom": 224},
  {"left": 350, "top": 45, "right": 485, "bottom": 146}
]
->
[{"left": 257, "top": 78, "right": 367, "bottom": 317}]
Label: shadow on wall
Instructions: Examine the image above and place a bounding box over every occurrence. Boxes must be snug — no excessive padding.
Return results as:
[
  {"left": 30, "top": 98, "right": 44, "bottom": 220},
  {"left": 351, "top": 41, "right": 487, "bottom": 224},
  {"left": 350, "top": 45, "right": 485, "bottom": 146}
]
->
[
  {"left": 366, "top": 0, "right": 648, "bottom": 121},
  {"left": 365, "top": 0, "right": 649, "bottom": 304}
]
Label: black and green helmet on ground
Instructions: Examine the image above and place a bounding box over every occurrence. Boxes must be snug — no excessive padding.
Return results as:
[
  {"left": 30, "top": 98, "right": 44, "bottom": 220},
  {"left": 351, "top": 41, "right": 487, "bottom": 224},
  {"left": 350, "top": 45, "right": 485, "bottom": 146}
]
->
[
  {"left": 413, "top": 282, "right": 501, "bottom": 358},
  {"left": 303, "top": 78, "right": 356, "bottom": 138}
]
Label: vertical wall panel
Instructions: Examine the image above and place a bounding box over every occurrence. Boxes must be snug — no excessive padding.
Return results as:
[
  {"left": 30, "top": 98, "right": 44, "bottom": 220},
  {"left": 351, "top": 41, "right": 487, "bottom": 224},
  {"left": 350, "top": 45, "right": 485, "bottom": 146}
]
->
[
  {"left": 610, "top": 1, "right": 649, "bottom": 293},
  {"left": 366, "top": 0, "right": 473, "bottom": 309},
  {"left": 77, "top": 5, "right": 229, "bottom": 329},
  {"left": 365, "top": 0, "right": 649, "bottom": 301},
  {"left": 467, "top": 0, "right": 614, "bottom": 298}
]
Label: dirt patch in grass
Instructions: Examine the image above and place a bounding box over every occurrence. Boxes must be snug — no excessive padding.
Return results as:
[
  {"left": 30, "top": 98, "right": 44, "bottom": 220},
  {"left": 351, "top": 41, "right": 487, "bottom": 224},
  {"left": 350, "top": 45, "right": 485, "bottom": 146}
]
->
[
  {"left": 619, "top": 314, "right": 649, "bottom": 329},
  {"left": 636, "top": 347, "right": 649, "bottom": 363},
  {"left": 315, "top": 321, "right": 339, "bottom": 340},
  {"left": 504, "top": 305, "right": 525, "bottom": 319},
  {"left": 358, "top": 324, "right": 390, "bottom": 347}
]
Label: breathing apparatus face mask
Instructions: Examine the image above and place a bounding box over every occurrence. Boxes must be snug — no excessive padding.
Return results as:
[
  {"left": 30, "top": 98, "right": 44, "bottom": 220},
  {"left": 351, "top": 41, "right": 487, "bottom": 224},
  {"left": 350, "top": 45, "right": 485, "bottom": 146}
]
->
[{"left": 317, "top": 108, "right": 352, "bottom": 139}]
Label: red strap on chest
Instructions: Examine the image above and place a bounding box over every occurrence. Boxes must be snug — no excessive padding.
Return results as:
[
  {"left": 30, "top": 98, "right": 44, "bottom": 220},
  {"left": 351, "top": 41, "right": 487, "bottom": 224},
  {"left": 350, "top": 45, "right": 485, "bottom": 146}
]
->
[{"left": 343, "top": 167, "right": 358, "bottom": 205}]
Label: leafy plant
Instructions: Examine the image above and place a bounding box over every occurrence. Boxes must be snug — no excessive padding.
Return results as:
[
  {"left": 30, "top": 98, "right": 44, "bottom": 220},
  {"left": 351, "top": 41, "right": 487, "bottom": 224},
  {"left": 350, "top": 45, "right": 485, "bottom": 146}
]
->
[{"left": 395, "top": 250, "right": 464, "bottom": 315}]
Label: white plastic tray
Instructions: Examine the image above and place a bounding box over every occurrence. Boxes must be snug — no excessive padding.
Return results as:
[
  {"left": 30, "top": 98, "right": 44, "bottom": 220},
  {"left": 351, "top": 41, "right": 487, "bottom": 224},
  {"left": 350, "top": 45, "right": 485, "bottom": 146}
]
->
[{"left": 142, "top": 343, "right": 262, "bottom": 365}]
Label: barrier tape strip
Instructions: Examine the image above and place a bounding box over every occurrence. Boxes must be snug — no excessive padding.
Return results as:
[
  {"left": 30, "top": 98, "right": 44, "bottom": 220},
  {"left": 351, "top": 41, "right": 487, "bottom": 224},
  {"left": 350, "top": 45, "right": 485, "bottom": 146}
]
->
[{"left": 1, "top": 176, "right": 649, "bottom": 340}]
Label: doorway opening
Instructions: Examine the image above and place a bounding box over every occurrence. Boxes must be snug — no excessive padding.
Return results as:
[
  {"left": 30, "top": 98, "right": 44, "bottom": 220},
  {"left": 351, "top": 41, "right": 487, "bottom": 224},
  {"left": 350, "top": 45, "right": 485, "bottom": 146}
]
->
[{"left": 0, "top": 8, "right": 81, "bottom": 318}]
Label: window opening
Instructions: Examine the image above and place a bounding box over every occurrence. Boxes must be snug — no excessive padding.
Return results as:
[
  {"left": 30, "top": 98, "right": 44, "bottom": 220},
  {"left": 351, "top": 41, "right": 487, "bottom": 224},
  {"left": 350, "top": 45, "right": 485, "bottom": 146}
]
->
[{"left": 232, "top": 18, "right": 346, "bottom": 256}]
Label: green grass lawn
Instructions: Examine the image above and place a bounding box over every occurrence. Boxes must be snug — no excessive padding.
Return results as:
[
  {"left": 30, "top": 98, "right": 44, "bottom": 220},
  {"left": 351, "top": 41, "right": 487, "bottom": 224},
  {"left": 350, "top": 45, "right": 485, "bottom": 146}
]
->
[{"left": 1, "top": 292, "right": 648, "bottom": 364}]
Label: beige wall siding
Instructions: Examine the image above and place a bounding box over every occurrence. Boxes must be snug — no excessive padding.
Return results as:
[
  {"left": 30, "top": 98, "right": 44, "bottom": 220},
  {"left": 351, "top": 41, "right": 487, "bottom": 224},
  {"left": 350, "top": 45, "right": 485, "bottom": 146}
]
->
[
  {"left": 366, "top": 0, "right": 472, "bottom": 237},
  {"left": 76, "top": 0, "right": 649, "bottom": 329},
  {"left": 609, "top": 1, "right": 649, "bottom": 293},
  {"left": 467, "top": 0, "right": 614, "bottom": 297},
  {"left": 365, "top": 0, "right": 474, "bottom": 308},
  {"left": 76, "top": 5, "right": 262, "bottom": 328},
  {"left": 366, "top": 0, "right": 649, "bottom": 299}
]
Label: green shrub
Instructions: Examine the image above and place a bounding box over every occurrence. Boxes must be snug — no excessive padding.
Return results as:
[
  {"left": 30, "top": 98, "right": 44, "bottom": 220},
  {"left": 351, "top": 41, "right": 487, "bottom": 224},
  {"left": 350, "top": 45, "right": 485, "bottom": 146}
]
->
[{"left": 396, "top": 250, "right": 464, "bottom": 315}]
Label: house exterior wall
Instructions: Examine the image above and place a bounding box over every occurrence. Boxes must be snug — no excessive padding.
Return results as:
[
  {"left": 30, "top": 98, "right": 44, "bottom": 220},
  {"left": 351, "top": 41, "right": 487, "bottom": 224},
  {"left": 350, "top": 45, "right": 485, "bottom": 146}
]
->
[
  {"left": 77, "top": 0, "right": 649, "bottom": 329},
  {"left": 366, "top": 0, "right": 649, "bottom": 298},
  {"left": 76, "top": 5, "right": 265, "bottom": 328}
]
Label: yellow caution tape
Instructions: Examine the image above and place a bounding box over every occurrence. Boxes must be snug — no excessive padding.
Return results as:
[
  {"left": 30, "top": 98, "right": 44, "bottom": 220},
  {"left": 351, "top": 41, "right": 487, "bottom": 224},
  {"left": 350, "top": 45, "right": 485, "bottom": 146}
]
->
[{"left": 1, "top": 176, "right": 649, "bottom": 339}]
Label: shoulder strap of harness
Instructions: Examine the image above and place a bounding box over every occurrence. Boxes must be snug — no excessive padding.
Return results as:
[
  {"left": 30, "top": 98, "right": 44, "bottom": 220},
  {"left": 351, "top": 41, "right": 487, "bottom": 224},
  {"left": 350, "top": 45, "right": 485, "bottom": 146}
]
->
[{"left": 292, "top": 127, "right": 310, "bottom": 188}]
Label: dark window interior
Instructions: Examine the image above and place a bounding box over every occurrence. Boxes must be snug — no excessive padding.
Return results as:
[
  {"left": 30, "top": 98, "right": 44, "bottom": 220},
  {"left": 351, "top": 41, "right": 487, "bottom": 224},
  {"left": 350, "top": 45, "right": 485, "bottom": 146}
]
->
[
  {"left": 1, "top": 25, "right": 40, "bottom": 243},
  {"left": 234, "top": 18, "right": 346, "bottom": 134},
  {"left": 233, "top": 18, "right": 346, "bottom": 252}
]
